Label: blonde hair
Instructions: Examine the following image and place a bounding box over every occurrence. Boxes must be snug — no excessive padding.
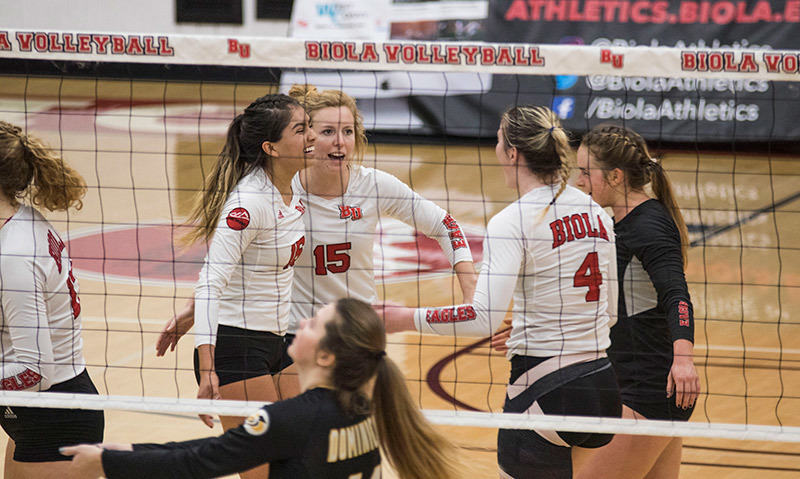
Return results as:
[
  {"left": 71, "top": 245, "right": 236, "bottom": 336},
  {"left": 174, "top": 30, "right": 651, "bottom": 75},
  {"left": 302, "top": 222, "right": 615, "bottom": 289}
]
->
[
  {"left": 183, "top": 94, "right": 301, "bottom": 245},
  {"left": 321, "top": 299, "right": 462, "bottom": 479},
  {"left": 500, "top": 106, "right": 573, "bottom": 215},
  {"left": 581, "top": 124, "right": 689, "bottom": 264},
  {"left": 287, "top": 84, "right": 367, "bottom": 165},
  {"left": 0, "top": 121, "right": 86, "bottom": 211}
]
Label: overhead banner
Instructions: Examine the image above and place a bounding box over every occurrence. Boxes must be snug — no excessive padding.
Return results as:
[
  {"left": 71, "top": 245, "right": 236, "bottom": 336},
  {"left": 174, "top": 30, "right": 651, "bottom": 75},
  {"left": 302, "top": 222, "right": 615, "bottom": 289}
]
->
[{"left": 416, "top": 0, "right": 800, "bottom": 141}]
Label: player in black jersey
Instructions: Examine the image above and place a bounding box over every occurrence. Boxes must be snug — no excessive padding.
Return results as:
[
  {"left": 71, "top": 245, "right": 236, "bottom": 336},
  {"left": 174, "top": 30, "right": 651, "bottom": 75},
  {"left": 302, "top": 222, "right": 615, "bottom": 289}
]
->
[
  {"left": 63, "top": 298, "right": 462, "bottom": 479},
  {"left": 573, "top": 125, "right": 700, "bottom": 479}
]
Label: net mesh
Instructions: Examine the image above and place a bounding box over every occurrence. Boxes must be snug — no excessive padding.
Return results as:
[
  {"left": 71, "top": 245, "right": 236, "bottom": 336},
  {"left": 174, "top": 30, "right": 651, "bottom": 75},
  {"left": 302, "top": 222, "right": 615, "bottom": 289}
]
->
[{"left": 1, "top": 31, "right": 800, "bottom": 468}]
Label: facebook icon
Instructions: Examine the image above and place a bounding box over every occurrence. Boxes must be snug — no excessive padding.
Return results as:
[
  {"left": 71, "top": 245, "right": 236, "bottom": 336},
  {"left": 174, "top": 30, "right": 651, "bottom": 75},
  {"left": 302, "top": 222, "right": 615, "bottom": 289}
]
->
[{"left": 552, "top": 97, "right": 575, "bottom": 120}]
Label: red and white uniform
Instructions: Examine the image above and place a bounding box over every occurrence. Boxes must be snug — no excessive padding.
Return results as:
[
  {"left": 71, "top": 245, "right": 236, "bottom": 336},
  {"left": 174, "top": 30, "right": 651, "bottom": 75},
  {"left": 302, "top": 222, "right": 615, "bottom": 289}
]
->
[
  {"left": 415, "top": 185, "right": 618, "bottom": 358},
  {"left": 0, "top": 205, "right": 86, "bottom": 391},
  {"left": 194, "top": 169, "right": 306, "bottom": 347},
  {"left": 289, "top": 165, "right": 473, "bottom": 325}
]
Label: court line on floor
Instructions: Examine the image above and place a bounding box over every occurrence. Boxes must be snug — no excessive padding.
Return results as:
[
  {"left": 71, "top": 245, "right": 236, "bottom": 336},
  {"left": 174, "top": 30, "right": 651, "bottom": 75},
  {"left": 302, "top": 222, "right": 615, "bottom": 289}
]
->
[{"left": 690, "top": 190, "right": 800, "bottom": 247}]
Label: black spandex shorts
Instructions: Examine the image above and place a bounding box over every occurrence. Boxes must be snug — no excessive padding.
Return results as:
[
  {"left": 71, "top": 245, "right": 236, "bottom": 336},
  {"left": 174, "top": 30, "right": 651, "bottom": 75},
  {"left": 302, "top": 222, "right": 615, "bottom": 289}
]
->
[
  {"left": 623, "top": 394, "right": 694, "bottom": 422},
  {"left": 194, "top": 325, "right": 294, "bottom": 387},
  {"left": 0, "top": 369, "right": 104, "bottom": 462},
  {"left": 497, "top": 355, "right": 622, "bottom": 479}
]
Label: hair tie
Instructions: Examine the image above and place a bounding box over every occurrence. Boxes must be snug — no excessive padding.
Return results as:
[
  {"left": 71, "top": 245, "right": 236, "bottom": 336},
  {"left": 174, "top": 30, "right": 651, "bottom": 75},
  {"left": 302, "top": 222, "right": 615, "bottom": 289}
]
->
[{"left": 549, "top": 126, "right": 555, "bottom": 134}]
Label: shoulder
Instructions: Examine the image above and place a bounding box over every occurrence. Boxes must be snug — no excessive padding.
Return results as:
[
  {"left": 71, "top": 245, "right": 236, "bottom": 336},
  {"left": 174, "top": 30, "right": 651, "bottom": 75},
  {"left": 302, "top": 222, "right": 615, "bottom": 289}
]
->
[
  {"left": 261, "top": 388, "right": 335, "bottom": 430},
  {"left": 488, "top": 202, "right": 524, "bottom": 235},
  {"left": 624, "top": 199, "right": 678, "bottom": 237},
  {"left": 224, "top": 172, "right": 278, "bottom": 228},
  {"left": 1, "top": 206, "right": 44, "bottom": 257}
]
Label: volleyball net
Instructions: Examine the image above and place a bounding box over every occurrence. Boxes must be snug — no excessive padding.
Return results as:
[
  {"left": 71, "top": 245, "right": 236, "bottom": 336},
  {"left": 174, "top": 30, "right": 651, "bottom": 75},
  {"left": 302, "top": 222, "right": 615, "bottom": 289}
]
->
[{"left": 1, "top": 30, "right": 800, "bottom": 449}]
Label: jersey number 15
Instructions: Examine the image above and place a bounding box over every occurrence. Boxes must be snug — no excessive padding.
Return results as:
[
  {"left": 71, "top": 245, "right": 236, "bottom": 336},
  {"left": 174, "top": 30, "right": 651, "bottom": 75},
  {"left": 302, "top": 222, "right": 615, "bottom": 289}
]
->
[{"left": 314, "top": 242, "right": 352, "bottom": 275}]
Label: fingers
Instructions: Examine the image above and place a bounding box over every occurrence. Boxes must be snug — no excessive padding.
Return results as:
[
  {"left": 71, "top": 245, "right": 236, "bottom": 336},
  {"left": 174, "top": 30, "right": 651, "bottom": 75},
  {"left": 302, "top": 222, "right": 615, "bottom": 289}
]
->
[
  {"left": 155, "top": 318, "right": 177, "bottom": 356},
  {"left": 199, "top": 413, "right": 215, "bottom": 428},
  {"left": 666, "top": 371, "right": 674, "bottom": 398},
  {"left": 490, "top": 329, "right": 510, "bottom": 353},
  {"left": 59, "top": 446, "right": 79, "bottom": 457}
]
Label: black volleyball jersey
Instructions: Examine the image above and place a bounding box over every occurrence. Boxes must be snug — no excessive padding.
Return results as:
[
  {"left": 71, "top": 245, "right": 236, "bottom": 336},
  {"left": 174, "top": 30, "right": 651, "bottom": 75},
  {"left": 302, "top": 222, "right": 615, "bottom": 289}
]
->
[
  {"left": 608, "top": 199, "right": 694, "bottom": 401},
  {"left": 102, "top": 388, "right": 381, "bottom": 479}
]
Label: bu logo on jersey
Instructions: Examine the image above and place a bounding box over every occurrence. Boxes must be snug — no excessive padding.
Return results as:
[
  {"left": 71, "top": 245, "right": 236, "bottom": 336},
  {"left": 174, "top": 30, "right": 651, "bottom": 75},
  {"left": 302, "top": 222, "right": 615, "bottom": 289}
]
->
[
  {"left": 226, "top": 207, "right": 250, "bottom": 230},
  {"left": 295, "top": 199, "right": 306, "bottom": 215},
  {"left": 339, "top": 205, "right": 362, "bottom": 221}
]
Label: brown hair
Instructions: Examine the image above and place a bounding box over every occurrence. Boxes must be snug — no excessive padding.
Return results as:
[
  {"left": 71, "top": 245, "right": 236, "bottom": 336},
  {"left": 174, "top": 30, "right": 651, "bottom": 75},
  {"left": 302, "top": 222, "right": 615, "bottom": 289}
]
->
[
  {"left": 0, "top": 121, "right": 86, "bottom": 211},
  {"left": 287, "top": 84, "right": 367, "bottom": 165},
  {"left": 581, "top": 124, "right": 689, "bottom": 264},
  {"left": 183, "top": 94, "right": 301, "bottom": 245},
  {"left": 320, "top": 298, "right": 462, "bottom": 479},
  {"left": 500, "top": 105, "right": 573, "bottom": 204}
]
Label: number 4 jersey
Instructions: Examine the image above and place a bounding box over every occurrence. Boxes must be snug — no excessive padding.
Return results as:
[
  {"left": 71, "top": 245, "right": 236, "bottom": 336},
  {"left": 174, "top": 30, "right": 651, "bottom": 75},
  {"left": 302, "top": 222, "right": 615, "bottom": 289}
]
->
[
  {"left": 0, "top": 205, "right": 86, "bottom": 391},
  {"left": 289, "top": 166, "right": 473, "bottom": 327},
  {"left": 414, "top": 185, "right": 618, "bottom": 358}
]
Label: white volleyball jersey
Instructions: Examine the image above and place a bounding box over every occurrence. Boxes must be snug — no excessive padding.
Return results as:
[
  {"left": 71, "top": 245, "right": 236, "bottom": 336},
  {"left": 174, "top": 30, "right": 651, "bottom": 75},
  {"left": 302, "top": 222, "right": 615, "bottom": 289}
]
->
[
  {"left": 289, "top": 166, "right": 473, "bottom": 327},
  {"left": 415, "top": 185, "right": 618, "bottom": 358},
  {"left": 0, "top": 205, "right": 86, "bottom": 391},
  {"left": 194, "top": 168, "right": 306, "bottom": 347}
]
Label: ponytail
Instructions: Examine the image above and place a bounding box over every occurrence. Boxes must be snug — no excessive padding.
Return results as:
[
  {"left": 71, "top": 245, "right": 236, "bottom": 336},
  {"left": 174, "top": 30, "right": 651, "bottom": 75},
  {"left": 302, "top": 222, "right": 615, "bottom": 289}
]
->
[
  {"left": 649, "top": 161, "right": 689, "bottom": 265},
  {"left": 0, "top": 121, "right": 86, "bottom": 211},
  {"left": 183, "top": 114, "right": 248, "bottom": 245},
  {"left": 373, "top": 357, "right": 462, "bottom": 479},
  {"left": 322, "top": 298, "right": 462, "bottom": 479},
  {"left": 183, "top": 94, "right": 300, "bottom": 245}
]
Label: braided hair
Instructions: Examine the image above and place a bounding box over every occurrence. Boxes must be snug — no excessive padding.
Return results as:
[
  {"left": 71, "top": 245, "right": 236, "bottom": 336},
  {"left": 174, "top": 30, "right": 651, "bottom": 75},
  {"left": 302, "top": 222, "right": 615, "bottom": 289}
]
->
[
  {"left": 581, "top": 124, "right": 689, "bottom": 264},
  {"left": 500, "top": 106, "right": 574, "bottom": 216}
]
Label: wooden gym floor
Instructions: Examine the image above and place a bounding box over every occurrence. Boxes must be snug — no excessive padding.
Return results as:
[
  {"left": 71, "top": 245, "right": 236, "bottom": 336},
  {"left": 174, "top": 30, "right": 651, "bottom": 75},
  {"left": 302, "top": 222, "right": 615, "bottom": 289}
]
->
[{"left": 1, "top": 76, "right": 799, "bottom": 477}]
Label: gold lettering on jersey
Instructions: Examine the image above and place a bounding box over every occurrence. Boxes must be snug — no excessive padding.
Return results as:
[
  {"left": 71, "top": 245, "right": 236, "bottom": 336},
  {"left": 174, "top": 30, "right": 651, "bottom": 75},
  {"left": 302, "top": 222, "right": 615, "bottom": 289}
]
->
[{"left": 327, "top": 417, "right": 380, "bottom": 463}]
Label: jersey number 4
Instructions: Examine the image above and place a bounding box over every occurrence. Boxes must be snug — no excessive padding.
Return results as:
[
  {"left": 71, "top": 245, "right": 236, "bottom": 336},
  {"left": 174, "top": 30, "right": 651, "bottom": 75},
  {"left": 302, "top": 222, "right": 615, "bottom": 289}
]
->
[
  {"left": 314, "top": 242, "right": 352, "bottom": 275},
  {"left": 574, "top": 252, "right": 602, "bottom": 302}
]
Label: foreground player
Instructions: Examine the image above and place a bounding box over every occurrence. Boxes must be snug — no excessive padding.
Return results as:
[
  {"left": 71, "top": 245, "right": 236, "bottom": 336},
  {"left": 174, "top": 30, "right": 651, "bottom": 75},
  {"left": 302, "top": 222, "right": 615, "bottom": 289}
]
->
[
  {"left": 0, "top": 121, "right": 103, "bottom": 478},
  {"left": 286, "top": 83, "right": 476, "bottom": 322},
  {"left": 163, "top": 94, "right": 315, "bottom": 478},
  {"left": 573, "top": 125, "right": 699, "bottom": 479},
  {"left": 64, "top": 298, "right": 461, "bottom": 479},
  {"left": 380, "top": 106, "right": 621, "bottom": 478}
]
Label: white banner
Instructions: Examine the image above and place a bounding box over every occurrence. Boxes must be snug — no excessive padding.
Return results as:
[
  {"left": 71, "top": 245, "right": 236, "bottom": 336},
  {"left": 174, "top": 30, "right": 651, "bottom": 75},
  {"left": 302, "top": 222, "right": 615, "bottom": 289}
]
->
[{"left": 1, "top": 29, "right": 799, "bottom": 81}]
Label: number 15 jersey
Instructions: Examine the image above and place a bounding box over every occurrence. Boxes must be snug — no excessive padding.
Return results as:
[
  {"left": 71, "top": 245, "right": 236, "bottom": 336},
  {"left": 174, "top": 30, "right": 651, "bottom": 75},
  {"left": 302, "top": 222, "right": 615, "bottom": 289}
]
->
[{"left": 290, "top": 165, "right": 473, "bottom": 327}]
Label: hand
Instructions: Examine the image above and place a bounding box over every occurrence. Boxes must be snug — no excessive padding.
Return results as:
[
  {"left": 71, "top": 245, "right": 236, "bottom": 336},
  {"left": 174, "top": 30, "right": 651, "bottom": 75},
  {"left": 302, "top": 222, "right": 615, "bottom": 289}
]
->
[
  {"left": 667, "top": 340, "right": 700, "bottom": 409},
  {"left": 156, "top": 298, "right": 195, "bottom": 357},
  {"left": 373, "top": 301, "right": 416, "bottom": 334},
  {"left": 195, "top": 343, "right": 220, "bottom": 428},
  {"left": 490, "top": 327, "right": 511, "bottom": 353},
  {"left": 60, "top": 444, "right": 107, "bottom": 478}
]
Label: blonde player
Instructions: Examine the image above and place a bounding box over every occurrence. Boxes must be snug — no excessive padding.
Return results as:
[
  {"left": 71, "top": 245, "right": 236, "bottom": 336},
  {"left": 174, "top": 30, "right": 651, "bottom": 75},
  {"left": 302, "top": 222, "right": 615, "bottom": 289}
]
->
[
  {"left": 380, "top": 106, "right": 622, "bottom": 479},
  {"left": 0, "top": 121, "right": 103, "bottom": 478},
  {"left": 159, "top": 94, "right": 316, "bottom": 479},
  {"left": 65, "top": 299, "right": 462, "bottom": 479},
  {"left": 286, "top": 84, "right": 477, "bottom": 323}
]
